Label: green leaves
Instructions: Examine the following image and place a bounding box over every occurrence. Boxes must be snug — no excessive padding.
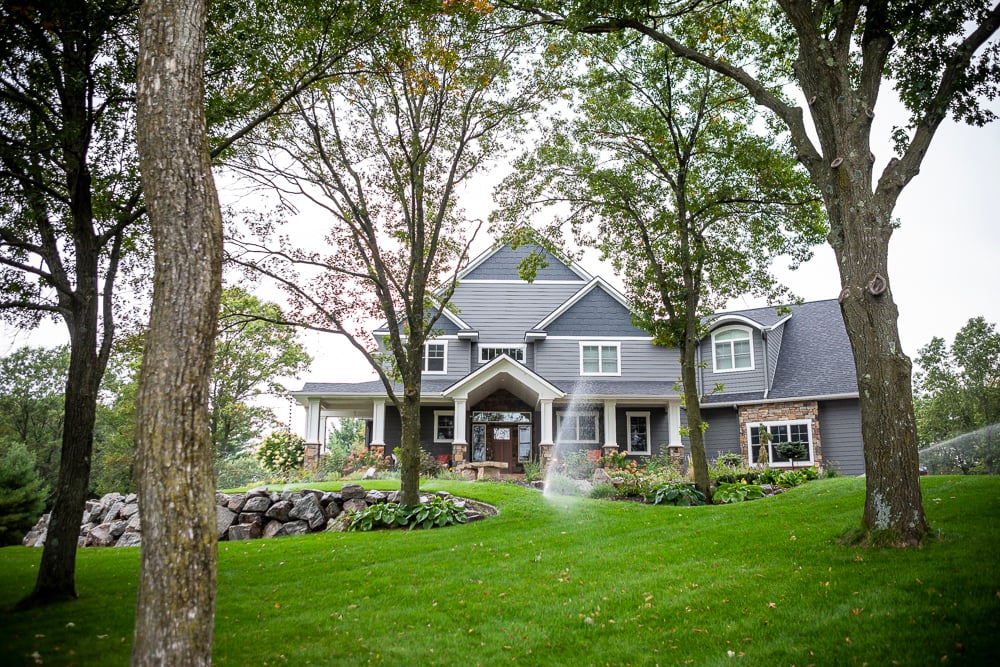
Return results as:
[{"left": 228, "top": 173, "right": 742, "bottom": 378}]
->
[{"left": 347, "top": 495, "right": 469, "bottom": 531}]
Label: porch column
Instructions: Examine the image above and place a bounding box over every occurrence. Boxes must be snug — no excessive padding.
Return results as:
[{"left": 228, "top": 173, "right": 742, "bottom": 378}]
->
[
  {"left": 668, "top": 400, "right": 682, "bottom": 448},
  {"left": 305, "top": 398, "right": 322, "bottom": 444},
  {"left": 371, "top": 398, "right": 386, "bottom": 450},
  {"left": 452, "top": 397, "right": 468, "bottom": 464},
  {"left": 602, "top": 399, "right": 618, "bottom": 456},
  {"left": 539, "top": 398, "right": 554, "bottom": 469}
]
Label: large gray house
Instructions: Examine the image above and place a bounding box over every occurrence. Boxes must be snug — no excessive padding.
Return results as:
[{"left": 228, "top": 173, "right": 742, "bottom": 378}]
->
[{"left": 292, "top": 241, "right": 865, "bottom": 476}]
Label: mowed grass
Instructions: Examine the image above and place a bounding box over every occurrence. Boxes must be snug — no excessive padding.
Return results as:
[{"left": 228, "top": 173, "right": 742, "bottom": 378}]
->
[{"left": 1, "top": 476, "right": 998, "bottom": 666}]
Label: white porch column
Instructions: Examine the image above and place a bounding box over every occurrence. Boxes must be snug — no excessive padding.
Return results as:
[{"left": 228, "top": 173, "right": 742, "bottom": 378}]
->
[
  {"left": 668, "top": 400, "right": 682, "bottom": 448},
  {"left": 371, "top": 398, "right": 386, "bottom": 448},
  {"left": 539, "top": 399, "right": 554, "bottom": 446},
  {"left": 602, "top": 399, "right": 618, "bottom": 452},
  {"left": 453, "top": 398, "right": 468, "bottom": 444},
  {"left": 305, "top": 398, "right": 322, "bottom": 444}
]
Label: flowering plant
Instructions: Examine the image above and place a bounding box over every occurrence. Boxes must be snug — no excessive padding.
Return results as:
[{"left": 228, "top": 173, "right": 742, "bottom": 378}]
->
[
  {"left": 341, "top": 448, "right": 392, "bottom": 476},
  {"left": 255, "top": 430, "right": 306, "bottom": 474},
  {"left": 598, "top": 449, "right": 630, "bottom": 471}
]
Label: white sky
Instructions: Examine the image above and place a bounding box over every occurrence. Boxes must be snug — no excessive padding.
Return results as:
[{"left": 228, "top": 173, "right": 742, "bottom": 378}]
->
[{"left": 2, "top": 91, "right": 998, "bottom": 437}]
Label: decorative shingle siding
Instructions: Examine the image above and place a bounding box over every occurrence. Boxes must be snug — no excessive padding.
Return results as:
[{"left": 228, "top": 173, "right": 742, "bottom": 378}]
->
[
  {"left": 534, "top": 338, "right": 680, "bottom": 382},
  {"left": 463, "top": 243, "right": 585, "bottom": 281},
  {"left": 702, "top": 329, "right": 767, "bottom": 394},
  {"left": 701, "top": 407, "right": 741, "bottom": 461},
  {"left": 765, "top": 322, "right": 784, "bottom": 393},
  {"left": 544, "top": 287, "right": 651, "bottom": 337},
  {"left": 450, "top": 282, "right": 582, "bottom": 340},
  {"left": 818, "top": 399, "right": 864, "bottom": 476}
]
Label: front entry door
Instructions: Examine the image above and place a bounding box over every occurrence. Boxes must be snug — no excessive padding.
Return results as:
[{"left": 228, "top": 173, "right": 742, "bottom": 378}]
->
[{"left": 487, "top": 426, "right": 513, "bottom": 466}]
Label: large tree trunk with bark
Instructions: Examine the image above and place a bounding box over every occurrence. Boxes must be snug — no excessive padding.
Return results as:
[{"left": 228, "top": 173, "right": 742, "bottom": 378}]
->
[
  {"left": 132, "top": 0, "right": 222, "bottom": 663},
  {"left": 830, "top": 188, "right": 929, "bottom": 545}
]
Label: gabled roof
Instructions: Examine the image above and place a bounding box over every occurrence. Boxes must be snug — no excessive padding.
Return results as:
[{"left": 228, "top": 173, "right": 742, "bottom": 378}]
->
[
  {"left": 533, "top": 277, "right": 631, "bottom": 330},
  {"left": 443, "top": 354, "right": 565, "bottom": 404},
  {"left": 457, "top": 239, "right": 592, "bottom": 283}
]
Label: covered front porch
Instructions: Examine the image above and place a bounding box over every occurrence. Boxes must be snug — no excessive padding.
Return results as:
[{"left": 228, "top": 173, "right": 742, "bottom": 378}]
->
[{"left": 293, "top": 356, "right": 686, "bottom": 473}]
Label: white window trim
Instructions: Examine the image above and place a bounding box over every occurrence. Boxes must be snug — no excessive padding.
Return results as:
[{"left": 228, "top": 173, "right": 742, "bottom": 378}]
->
[
  {"left": 579, "top": 341, "right": 621, "bottom": 376},
  {"left": 556, "top": 411, "right": 600, "bottom": 444},
  {"left": 433, "top": 410, "right": 455, "bottom": 443},
  {"left": 747, "top": 419, "right": 815, "bottom": 467},
  {"left": 478, "top": 343, "right": 527, "bottom": 364},
  {"left": 711, "top": 325, "right": 755, "bottom": 373},
  {"left": 422, "top": 340, "right": 448, "bottom": 375},
  {"left": 625, "top": 411, "right": 651, "bottom": 454}
]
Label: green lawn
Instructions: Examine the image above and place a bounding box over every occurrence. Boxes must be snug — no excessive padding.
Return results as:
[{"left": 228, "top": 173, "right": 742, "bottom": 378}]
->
[{"left": 2, "top": 476, "right": 998, "bottom": 666}]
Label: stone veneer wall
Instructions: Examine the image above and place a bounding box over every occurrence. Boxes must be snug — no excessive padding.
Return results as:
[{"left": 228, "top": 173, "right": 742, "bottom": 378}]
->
[{"left": 737, "top": 400, "right": 823, "bottom": 468}]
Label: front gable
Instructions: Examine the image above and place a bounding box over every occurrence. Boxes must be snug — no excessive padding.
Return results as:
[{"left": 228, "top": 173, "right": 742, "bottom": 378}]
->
[
  {"left": 460, "top": 242, "right": 589, "bottom": 282},
  {"left": 537, "top": 279, "right": 650, "bottom": 338}
]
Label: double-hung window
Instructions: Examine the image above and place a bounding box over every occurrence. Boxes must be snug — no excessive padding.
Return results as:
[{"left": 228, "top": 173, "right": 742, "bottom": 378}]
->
[
  {"left": 423, "top": 341, "right": 447, "bottom": 374},
  {"left": 433, "top": 411, "right": 455, "bottom": 443},
  {"left": 626, "top": 411, "right": 651, "bottom": 454},
  {"left": 580, "top": 342, "right": 620, "bottom": 376},
  {"left": 712, "top": 327, "right": 753, "bottom": 372},
  {"left": 748, "top": 420, "right": 814, "bottom": 466},
  {"left": 557, "top": 412, "right": 599, "bottom": 443}
]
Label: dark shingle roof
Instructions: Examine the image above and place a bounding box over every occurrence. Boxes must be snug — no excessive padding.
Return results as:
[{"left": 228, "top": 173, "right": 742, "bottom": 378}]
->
[{"left": 767, "top": 300, "right": 857, "bottom": 398}]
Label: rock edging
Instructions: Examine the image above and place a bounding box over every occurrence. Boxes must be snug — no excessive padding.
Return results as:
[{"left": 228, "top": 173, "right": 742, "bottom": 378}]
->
[{"left": 21, "top": 484, "right": 498, "bottom": 548}]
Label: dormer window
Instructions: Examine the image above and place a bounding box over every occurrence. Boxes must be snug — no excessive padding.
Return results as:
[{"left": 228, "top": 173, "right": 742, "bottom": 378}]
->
[
  {"left": 423, "top": 341, "right": 447, "bottom": 374},
  {"left": 479, "top": 344, "right": 526, "bottom": 364},
  {"left": 712, "top": 326, "right": 754, "bottom": 372}
]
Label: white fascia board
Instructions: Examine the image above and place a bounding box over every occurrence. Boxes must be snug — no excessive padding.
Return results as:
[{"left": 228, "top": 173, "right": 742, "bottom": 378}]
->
[
  {"left": 704, "top": 392, "right": 860, "bottom": 408},
  {"left": 705, "top": 314, "right": 768, "bottom": 332},
  {"left": 442, "top": 354, "right": 565, "bottom": 400}
]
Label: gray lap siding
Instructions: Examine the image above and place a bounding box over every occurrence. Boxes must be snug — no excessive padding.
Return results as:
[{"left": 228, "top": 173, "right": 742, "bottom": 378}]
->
[{"left": 818, "top": 399, "right": 864, "bottom": 476}]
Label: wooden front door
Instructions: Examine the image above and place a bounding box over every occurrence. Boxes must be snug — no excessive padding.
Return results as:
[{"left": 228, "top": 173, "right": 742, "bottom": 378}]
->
[{"left": 487, "top": 425, "right": 513, "bottom": 466}]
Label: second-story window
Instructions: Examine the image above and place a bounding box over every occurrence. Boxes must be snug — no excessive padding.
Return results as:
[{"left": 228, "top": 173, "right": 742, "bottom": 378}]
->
[
  {"left": 712, "top": 326, "right": 754, "bottom": 372},
  {"left": 479, "top": 344, "right": 526, "bottom": 364},
  {"left": 580, "top": 342, "right": 620, "bottom": 375},
  {"left": 423, "top": 341, "right": 446, "bottom": 373}
]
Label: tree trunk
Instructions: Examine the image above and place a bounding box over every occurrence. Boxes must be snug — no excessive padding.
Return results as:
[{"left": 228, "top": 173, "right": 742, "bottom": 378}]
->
[
  {"left": 25, "top": 316, "right": 102, "bottom": 605},
  {"left": 831, "top": 196, "right": 929, "bottom": 545},
  {"left": 132, "top": 0, "right": 221, "bottom": 664},
  {"left": 398, "top": 390, "right": 422, "bottom": 507},
  {"left": 681, "top": 323, "right": 711, "bottom": 501}
]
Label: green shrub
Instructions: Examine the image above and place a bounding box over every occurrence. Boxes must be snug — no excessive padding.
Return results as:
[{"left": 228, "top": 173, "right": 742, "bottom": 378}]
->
[
  {"left": 0, "top": 441, "right": 48, "bottom": 546},
  {"left": 215, "top": 452, "right": 269, "bottom": 490},
  {"left": 544, "top": 472, "right": 587, "bottom": 497},
  {"left": 347, "top": 495, "right": 467, "bottom": 531},
  {"left": 522, "top": 459, "right": 543, "bottom": 483},
  {"left": 716, "top": 452, "right": 743, "bottom": 468},
  {"left": 714, "top": 482, "right": 765, "bottom": 504},
  {"left": 647, "top": 481, "right": 705, "bottom": 506},
  {"left": 588, "top": 483, "right": 617, "bottom": 499},
  {"left": 644, "top": 452, "right": 683, "bottom": 476},
  {"left": 417, "top": 449, "right": 445, "bottom": 478},
  {"left": 776, "top": 470, "right": 809, "bottom": 487},
  {"left": 774, "top": 441, "right": 809, "bottom": 466},
  {"left": 555, "top": 450, "right": 597, "bottom": 479},
  {"left": 255, "top": 430, "right": 306, "bottom": 474}
]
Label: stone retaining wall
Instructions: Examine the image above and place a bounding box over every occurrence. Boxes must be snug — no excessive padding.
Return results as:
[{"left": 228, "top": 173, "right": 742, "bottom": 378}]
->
[{"left": 21, "top": 484, "right": 495, "bottom": 548}]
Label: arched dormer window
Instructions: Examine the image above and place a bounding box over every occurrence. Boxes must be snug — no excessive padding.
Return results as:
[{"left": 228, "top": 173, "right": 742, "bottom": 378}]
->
[{"left": 712, "top": 326, "right": 754, "bottom": 372}]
